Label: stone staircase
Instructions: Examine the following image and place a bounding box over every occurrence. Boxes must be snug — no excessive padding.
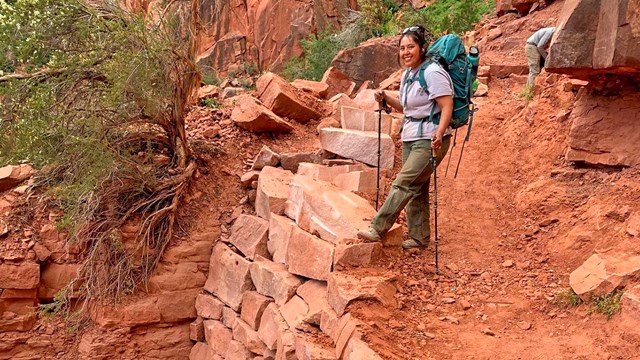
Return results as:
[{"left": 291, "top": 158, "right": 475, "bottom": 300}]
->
[{"left": 189, "top": 160, "right": 403, "bottom": 359}]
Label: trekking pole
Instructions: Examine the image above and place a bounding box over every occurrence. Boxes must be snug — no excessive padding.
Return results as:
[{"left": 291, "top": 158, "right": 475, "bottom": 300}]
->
[
  {"left": 444, "top": 129, "right": 457, "bottom": 177},
  {"left": 431, "top": 143, "right": 440, "bottom": 275},
  {"left": 375, "top": 97, "right": 391, "bottom": 210}
]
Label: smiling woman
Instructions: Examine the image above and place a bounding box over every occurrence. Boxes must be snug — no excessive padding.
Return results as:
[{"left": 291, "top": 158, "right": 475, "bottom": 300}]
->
[{"left": 358, "top": 24, "right": 455, "bottom": 250}]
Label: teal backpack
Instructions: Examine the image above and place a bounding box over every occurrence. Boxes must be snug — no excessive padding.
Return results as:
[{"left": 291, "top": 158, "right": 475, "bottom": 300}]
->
[{"left": 405, "top": 34, "right": 479, "bottom": 130}]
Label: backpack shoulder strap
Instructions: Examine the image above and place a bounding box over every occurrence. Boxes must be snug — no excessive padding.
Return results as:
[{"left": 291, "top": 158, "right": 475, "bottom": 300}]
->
[{"left": 418, "top": 60, "right": 433, "bottom": 94}]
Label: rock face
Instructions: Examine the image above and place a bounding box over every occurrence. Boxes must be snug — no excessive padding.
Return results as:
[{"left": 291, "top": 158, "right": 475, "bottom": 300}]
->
[
  {"left": 329, "top": 37, "right": 400, "bottom": 89},
  {"left": 547, "top": 0, "right": 640, "bottom": 78},
  {"left": 196, "top": 0, "right": 355, "bottom": 73},
  {"left": 565, "top": 88, "right": 640, "bottom": 167}
]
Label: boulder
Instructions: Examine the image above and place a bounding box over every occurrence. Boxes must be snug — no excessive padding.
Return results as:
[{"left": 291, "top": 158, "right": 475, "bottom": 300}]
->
[
  {"left": 0, "top": 263, "right": 40, "bottom": 290},
  {"left": 195, "top": 293, "right": 224, "bottom": 320},
  {"left": 204, "top": 243, "right": 254, "bottom": 311},
  {"left": 230, "top": 94, "right": 294, "bottom": 133},
  {"left": 327, "top": 272, "right": 397, "bottom": 316},
  {"left": 0, "top": 164, "right": 34, "bottom": 192},
  {"left": 257, "top": 303, "right": 288, "bottom": 350},
  {"left": 203, "top": 320, "right": 232, "bottom": 356},
  {"left": 319, "top": 128, "right": 394, "bottom": 169},
  {"left": 340, "top": 106, "right": 400, "bottom": 136},
  {"left": 291, "top": 79, "right": 329, "bottom": 99},
  {"left": 228, "top": 214, "right": 270, "bottom": 260},
  {"left": 240, "top": 291, "right": 273, "bottom": 330},
  {"left": 329, "top": 37, "right": 399, "bottom": 89},
  {"left": 256, "top": 72, "right": 321, "bottom": 123},
  {"left": 267, "top": 213, "right": 297, "bottom": 264},
  {"left": 255, "top": 166, "right": 294, "bottom": 220},
  {"left": 547, "top": 0, "right": 640, "bottom": 78},
  {"left": 569, "top": 252, "right": 640, "bottom": 301},
  {"left": 252, "top": 145, "right": 280, "bottom": 170},
  {"left": 322, "top": 67, "right": 356, "bottom": 99}
]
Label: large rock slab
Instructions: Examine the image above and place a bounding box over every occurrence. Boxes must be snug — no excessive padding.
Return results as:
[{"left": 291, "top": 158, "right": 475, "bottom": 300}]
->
[
  {"left": 240, "top": 291, "right": 272, "bottom": 330},
  {"left": 250, "top": 256, "right": 304, "bottom": 306},
  {"left": 0, "top": 263, "right": 40, "bottom": 289},
  {"left": 327, "top": 272, "right": 397, "bottom": 316},
  {"left": 0, "top": 164, "right": 34, "bottom": 192},
  {"left": 231, "top": 94, "right": 294, "bottom": 133},
  {"left": 569, "top": 252, "right": 640, "bottom": 301},
  {"left": 267, "top": 213, "right": 297, "bottom": 264},
  {"left": 296, "top": 280, "right": 334, "bottom": 326},
  {"left": 204, "top": 243, "right": 254, "bottom": 311},
  {"left": 257, "top": 303, "right": 289, "bottom": 351},
  {"left": 256, "top": 72, "right": 321, "bottom": 123},
  {"left": 319, "top": 128, "right": 394, "bottom": 169},
  {"left": 286, "top": 227, "right": 334, "bottom": 281},
  {"left": 229, "top": 214, "right": 270, "bottom": 260},
  {"left": 285, "top": 174, "right": 376, "bottom": 244},
  {"left": 565, "top": 90, "right": 640, "bottom": 167},
  {"left": 37, "top": 263, "right": 79, "bottom": 300},
  {"left": 322, "top": 67, "right": 356, "bottom": 99},
  {"left": 329, "top": 37, "right": 400, "bottom": 89},
  {"left": 547, "top": 0, "right": 640, "bottom": 78},
  {"left": 256, "top": 166, "right": 294, "bottom": 220}
]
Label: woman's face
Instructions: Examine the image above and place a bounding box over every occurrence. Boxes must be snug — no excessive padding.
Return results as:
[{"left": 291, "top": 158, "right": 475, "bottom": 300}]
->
[{"left": 399, "top": 35, "right": 422, "bottom": 69}]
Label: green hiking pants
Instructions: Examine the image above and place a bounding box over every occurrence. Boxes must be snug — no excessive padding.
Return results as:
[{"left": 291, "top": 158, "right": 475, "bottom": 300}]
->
[
  {"left": 525, "top": 43, "right": 541, "bottom": 87},
  {"left": 371, "top": 137, "right": 451, "bottom": 244}
]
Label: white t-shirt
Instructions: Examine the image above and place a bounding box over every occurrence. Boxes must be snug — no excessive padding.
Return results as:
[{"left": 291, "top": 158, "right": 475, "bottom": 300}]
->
[{"left": 399, "top": 62, "right": 454, "bottom": 142}]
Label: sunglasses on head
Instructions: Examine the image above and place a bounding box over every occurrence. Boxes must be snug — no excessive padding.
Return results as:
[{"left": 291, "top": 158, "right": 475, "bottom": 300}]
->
[{"left": 402, "top": 26, "right": 423, "bottom": 34}]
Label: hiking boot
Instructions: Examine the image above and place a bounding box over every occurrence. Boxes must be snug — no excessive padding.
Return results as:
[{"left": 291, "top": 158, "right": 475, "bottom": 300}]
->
[
  {"left": 402, "top": 239, "right": 427, "bottom": 250},
  {"left": 357, "top": 227, "right": 381, "bottom": 243}
]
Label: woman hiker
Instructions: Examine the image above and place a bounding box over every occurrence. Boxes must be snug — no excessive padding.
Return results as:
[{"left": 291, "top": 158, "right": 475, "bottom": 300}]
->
[{"left": 357, "top": 25, "right": 453, "bottom": 250}]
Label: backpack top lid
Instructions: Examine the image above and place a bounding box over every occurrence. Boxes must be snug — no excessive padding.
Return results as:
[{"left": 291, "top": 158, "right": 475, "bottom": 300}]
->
[{"left": 426, "top": 34, "right": 467, "bottom": 66}]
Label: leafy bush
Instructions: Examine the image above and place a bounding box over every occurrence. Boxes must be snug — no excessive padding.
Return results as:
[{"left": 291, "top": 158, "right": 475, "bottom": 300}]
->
[
  {"left": 553, "top": 288, "right": 583, "bottom": 308},
  {"left": 0, "top": 0, "right": 199, "bottom": 304},
  {"left": 401, "top": 0, "right": 494, "bottom": 36},
  {"left": 282, "top": 29, "right": 343, "bottom": 81},
  {"left": 518, "top": 84, "right": 535, "bottom": 100},
  {"left": 592, "top": 291, "right": 623, "bottom": 319},
  {"left": 358, "top": 0, "right": 401, "bottom": 38}
]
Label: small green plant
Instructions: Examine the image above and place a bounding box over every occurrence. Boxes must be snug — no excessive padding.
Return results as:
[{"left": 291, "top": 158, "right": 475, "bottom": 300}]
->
[
  {"left": 592, "top": 291, "right": 623, "bottom": 319},
  {"left": 200, "top": 66, "right": 220, "bottom": 86},
  {"left": 238, "top": 78, "right": 254, "bottom": 90},
  {"left": 358, "top": 0, "right": 400, "bottom": 38},
  {"left": 282, "top": 28, "right": 343, "bottom": 81},
  {"left": 200, "top": 98, "right": 219, "bottom": 109},
  {"left": 553, "top": 288, "right": 583, "bottom": 308},
  {"left": 243, "top": 62, "right": 258, "bottom": 76},
  {"left": 518, "top": 84, "right": 534, "bottom": 100},
  {"left": 228, "top": 69, "right": 238, "bottom": 80},
  {"left": 401, "top": 0, "right": 494, "bottom": 36},
  {"left": 37, "top": 289, "right": 68, "bottom": 317}
]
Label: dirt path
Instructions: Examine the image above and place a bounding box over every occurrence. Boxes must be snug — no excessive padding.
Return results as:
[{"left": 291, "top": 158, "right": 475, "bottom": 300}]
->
[{"left": 345, "top": 75, "right": 639, "bottom": 360}]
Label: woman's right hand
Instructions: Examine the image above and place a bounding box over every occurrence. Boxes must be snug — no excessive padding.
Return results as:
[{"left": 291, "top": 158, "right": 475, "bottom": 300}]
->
[{"left": 374, "top": 90, "right": 385, "bottom": 104}]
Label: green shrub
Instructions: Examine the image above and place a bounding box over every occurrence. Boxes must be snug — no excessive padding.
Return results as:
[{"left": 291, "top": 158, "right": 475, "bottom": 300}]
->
[
  {"left": 200, "top": 98, "right": 219, "bottom": 109},
  {"left": 401, "top": 0, "right": 494, "bottom": 36},
  {"left": 518, "top": 84, "right": 534, "bottom": 100},
  {"left": 592, "top": 291, "right": 623, "bottom": 319},
  {"left": 282, "top": 29, "right": 343, "bottom": 81},
  {"left": 553, "top": 288, "right": 583, "bottom": 308},
  {"left": 358, "top": 0, "right": 401, "bottom": 38}
]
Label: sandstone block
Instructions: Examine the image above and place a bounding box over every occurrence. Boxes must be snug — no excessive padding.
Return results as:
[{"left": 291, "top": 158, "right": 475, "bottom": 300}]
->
[
  {"left": 189, "top": 342, "right": 217, "bottom": 360},
  {"left": 252, "top": 145, "right": 280, "bottom": 170},
  {"left": 226, "top": 340, "right": 253, "bottom": 360},
  {"left": 296, "top": 280, "right": 333, "bottom": 326},
  {"left": 285, "top": 174, "right": 375, "bottom": 244},
  {"left": 280, "top": 295, "right": 310, "bottom": 331},
  {"left": 190, "top": 317, "right": 205, "bottom": 342},
  {"left": 195, "top": 293, "right": 224, "bottom": 320},
  {"left": 157, "top": 289, "right": 198, "bottom": 323},
  {"left": 286, "top": 227, "right": 334, "bottom": 281},
  {"left": 322, "top": 67, "right": 356, "bottom": 99},
  {"left": 258, "top": 303, "right": 288, "bottom": 350},
  {"left": 333, "top": 171, "right": 377, "bottom": 194},
  {"left": 222, "top": 306, "right": 239, "bottom": 329},
  {"left": 149, "top": 262, "right": 207, "bottom": 293},
  {"left": 334, "top": 242, "right": 382, "bottom": 268},
  {"left": 37, "top": 263, "right": 79, "bottom": 300},
  {"left": 276, "top": 330, "right": 296, "bottom": 360},
  {"left": 241, "top": 291, "right": 273, "bottom": 330},
  {"left": 295, "top": 335, "right": 337, "bottom": 360},
  {"left": 319, "top": 128, "right": 394, "bottom": 169},
  {"left": 257, "top": 72, "right": 321, "bottom": 123},
  {"left": 250, "top": 256, "right": 304, "bottom": 306},
  {"left": 256, "top": 166, "right": 294, "bottom": 220},
  {"left": 569, "top": 252, "right": 640, "bottom": 301},
  {"left": 241, "top": 171, "right": 261, "bottom": 188},
  {"left": 232, "top": 318, "right": 268, "bottom": 354},
  {"left": 204, "top": 320, "right": 233, "bottom": 356},
  {"left": 268, "top": 214, "right": 297, "bottom": 264},
  {"left": 340, "top": 106, "right": 395, "bottom": 135},
  {"left": 327, "top": 272, "right": 397, "bottom": 316},
  {"left": 279, "top": 152, "right": 323, "bottom": 173},
  {"left": 91, "top": 297, "right": 161, "bottom": 327},
  {"left": 291, "top": 79, "right": 329, "bottom": 99},
  {"left": 342, "top": 337, "right": 383, "bottom": 360},
  {"left": 204, "top": 243, "right": 254, "bottom": 311},
  {"left": 231, "top": 94, "right": 294, "bottom": 133},
  {"left": 229, "top": 214, "right": 270, "bottom": 260},
  {"left": 163, "top": 233, "right": 216, "bottom": 264},
  {"left": 0, "top": 263, "right": 40, "bottom": 290}
]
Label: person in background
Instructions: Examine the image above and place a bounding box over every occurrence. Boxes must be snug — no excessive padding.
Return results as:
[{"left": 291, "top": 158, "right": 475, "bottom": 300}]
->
[
  {"left": 525, "top": 26, "right": 555, "bottom": 87},
  {"left": 357, "top": 25, "right": 453, "bottom": 250}
]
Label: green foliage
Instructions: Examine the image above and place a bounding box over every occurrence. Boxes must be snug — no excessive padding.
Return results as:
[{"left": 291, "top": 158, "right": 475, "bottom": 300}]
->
[
  {"left": 243, "top": 62, "right": 258, "bottom": 76},
  {"left": 200, "top": 66, "right": 220, "bottom": 85},
  {"left": 554, "top": 288, "right": 583, "bottom": 308},
  {"left": 401, "top": 0, "right": 494, "bottom": 36},
  {"left": 282, "top": 29, "right": 343, "bottom": 81},
  {"left": 518, "top": 84, "right": 534, "bottom": 100},
  {"left": 200, "top": 98, "right": 219, "bottom": 109},
  {"left": 358, "top": 0, "right": 401, "bottom": 38},
  {"left": 0, "top": 0, "right": 198, "bottom": 303},
  {"left": 592, "top": 291, "right": 623, "bottom": 319}
]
